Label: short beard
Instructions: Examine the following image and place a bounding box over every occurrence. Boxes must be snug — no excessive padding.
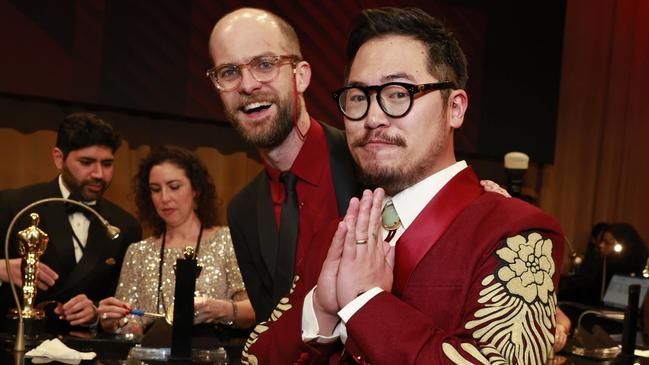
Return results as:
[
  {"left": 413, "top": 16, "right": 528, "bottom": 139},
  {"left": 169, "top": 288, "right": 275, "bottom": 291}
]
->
[
  {"left": 352, "top": 130, "right": 445, "bottom": 196},
  {"left": 61, "top": 166, "right": 107, "bottom": 201},
  {"left": 356, "top": 166, "right": 416, "bottom": 196},
  {"left": 227, "top": 96, "right": 295, "bottom": 149}
]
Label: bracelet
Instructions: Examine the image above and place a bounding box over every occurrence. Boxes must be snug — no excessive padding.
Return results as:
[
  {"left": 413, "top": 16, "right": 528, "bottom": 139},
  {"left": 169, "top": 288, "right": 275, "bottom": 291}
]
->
[
  {"left": 220, "top": 300, "right": 237, "bottom": 326},
  {"left": 231, "top": 300, "right": 238, "bottom": 323}
]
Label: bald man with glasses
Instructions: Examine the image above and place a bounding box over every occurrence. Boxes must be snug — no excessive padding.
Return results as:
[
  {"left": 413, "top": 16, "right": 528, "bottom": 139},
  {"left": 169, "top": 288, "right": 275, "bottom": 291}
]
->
[{"left": 208, "top": 8, "right": 359, "bottom": 324}]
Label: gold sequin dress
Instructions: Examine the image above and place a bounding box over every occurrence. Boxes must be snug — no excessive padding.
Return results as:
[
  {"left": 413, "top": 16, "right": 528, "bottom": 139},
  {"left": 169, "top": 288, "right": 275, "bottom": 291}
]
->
[{"left": 115, "top": 226, "right": 246, "bottom": 328}]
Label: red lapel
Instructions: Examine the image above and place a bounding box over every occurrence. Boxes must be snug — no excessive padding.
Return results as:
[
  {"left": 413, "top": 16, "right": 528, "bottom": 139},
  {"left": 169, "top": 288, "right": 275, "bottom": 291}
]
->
[{"left": 392, "top": 167, "right": 482, "bottom": 296}]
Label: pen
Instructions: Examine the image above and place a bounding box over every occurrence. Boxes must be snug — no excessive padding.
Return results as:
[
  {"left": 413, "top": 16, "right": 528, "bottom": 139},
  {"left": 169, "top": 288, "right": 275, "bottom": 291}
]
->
[{"left": 130, "top": 309, "right": 165, "bottom": 318}]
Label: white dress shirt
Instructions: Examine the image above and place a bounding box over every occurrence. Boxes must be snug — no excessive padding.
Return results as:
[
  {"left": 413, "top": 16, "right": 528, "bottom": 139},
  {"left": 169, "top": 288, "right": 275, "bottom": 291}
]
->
[
  {"left": 59, "top": 176, "right": 93, "bottom": 263},
  {"left": 302, "top": 161, "right": 468, "bottom": 343}
]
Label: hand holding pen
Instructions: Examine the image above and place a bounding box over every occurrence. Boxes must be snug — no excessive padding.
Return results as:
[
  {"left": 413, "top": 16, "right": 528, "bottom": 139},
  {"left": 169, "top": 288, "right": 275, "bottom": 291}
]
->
[
  {"left": 129, "top": 309, "right": 165, "bottom": 318},
  {"left": 97, "top": 297, "right": 143, "bottom": 334}
]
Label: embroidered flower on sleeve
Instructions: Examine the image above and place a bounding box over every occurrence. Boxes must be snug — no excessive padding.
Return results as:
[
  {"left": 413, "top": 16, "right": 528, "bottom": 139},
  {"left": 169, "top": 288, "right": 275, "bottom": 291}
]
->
[
  {"left": 462, "top": 232, "right": 559, "bottom": 365},
  {"left": 495, "top": 232, "right": 555, "bottom": 304}
]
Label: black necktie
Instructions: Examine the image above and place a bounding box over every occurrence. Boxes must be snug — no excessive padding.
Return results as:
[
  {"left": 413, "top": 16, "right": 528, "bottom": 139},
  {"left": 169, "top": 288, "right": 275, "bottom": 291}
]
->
[{"left": 274, "top": 172, "right": 299, "bottom": 300}]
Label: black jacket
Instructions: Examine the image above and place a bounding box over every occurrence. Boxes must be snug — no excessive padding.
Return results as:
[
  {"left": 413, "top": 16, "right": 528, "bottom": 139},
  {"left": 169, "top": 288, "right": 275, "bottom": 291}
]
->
[
  {"left": 0, "top": 178, "right": 141, "bottom": 318},
  {"left": 227, "top": 122, "right": 358, "bottom": 322}
]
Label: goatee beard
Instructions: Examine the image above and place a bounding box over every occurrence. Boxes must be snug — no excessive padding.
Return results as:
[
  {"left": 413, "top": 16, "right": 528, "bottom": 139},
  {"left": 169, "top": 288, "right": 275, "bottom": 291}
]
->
[
  {"left": 356, "top": 168, "right": 410, "bottom": 196},
  {"left": 228, "top": 95, "right": 296, "bottom": 149},
  {"left": 233, "top": 106, "right": 294, "bottom": 149}
]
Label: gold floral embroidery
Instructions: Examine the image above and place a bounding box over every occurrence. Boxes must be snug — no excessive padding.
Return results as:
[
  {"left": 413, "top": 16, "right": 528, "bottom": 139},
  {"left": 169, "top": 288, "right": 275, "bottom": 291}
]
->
[
  {"left": 241, "top": 275, "right": 300, "bottom": 364},
  {"left": 496, "top": 233, "right": 555, "bottom": 304},
  {"left": 458, "top": 233, "right": 556, "bottom": 364}
]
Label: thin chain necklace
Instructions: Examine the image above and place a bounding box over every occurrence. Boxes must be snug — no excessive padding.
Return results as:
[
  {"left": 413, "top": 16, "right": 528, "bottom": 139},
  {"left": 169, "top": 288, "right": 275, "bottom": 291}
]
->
[{"left": 156, "top": 222, "right": 204, "bottom": 314}]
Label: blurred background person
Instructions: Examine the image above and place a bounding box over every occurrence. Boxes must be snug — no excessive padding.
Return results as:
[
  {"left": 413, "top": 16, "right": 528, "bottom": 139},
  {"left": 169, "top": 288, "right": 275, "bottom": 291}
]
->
[
  {"left": 560, "top": 222, "right": 648, "bottom": 306},
  {"left": 559, "top": 222, "right": 609, "bottom": 305},
  {"left": 600, "top": 223, "right": 648, "bottom": 287},
  {"left": 97, "top": 146, "right": 254, "bottom": 334}
]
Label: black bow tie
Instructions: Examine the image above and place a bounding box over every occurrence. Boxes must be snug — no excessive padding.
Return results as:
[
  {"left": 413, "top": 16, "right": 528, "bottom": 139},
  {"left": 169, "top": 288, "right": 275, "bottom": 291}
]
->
[{"left": 65, "top": 200, "right": 98, "bottom": 220}]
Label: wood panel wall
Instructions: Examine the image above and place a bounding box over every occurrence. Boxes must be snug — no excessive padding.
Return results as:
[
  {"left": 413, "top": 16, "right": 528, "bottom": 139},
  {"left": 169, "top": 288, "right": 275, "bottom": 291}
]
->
[{"left": 1, "top": 0, "right": 648, "bottom": 270}]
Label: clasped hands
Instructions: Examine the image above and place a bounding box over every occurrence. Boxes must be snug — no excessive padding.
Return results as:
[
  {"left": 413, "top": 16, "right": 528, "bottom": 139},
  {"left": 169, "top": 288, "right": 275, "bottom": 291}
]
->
[{"left": 313, "top": 188, "right": 395, "bottom": 335}]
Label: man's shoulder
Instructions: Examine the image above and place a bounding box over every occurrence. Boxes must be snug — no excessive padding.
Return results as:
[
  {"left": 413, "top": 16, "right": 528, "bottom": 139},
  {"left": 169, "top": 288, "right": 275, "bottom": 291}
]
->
[
  {"left": 318, "top": 120, "right": 347, "bottom": 149},
  {"left": 98, "top": 198, "right": 137, "bottom": 223},
  {"left": 227, "top": 171, "right": 267, "bottom": 214},
  {"left": 318, "top": 120, "right": 343, "bottom": 136},
  {"left": 1, "top": 180, "right": 56, "bottom": 196},
  {"left": 0, "top": 180, "right": 59, "bottom": 207},
  {"left": 97, "top": 198, "right": 142, "bottom": 243},
  {"left": 468, "top": 192, "right": 563, "bottom": 233},
  {"left": 474, "top": 192, "right": 546, "bottom": 213}
]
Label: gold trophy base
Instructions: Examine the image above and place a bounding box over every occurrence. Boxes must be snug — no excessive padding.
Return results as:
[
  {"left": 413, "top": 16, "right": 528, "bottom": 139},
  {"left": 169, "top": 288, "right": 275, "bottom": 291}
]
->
[
  {"left": 0, "top": 318, "right": 52, "bottom": 350},
  {"left": 3, "top": 309, "right": 49, "bottom": 344},
  {"left": 8, "top": 308, "right": 45, "bottom": 320}
]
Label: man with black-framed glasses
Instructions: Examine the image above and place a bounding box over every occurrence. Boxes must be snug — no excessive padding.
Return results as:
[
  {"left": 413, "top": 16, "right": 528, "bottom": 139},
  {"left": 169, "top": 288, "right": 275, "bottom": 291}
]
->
[
  {"left": 243, "top": 7, "right": 564, "bottom": 364},
  {"left": 208, "top": 7, "right": 509, "bottom": 329},
  {"left": 208, "top": 8, "right": 359, "bottom": 324},
  {"left": 332, "top": 81, "right": 455, "bottom": 121}
]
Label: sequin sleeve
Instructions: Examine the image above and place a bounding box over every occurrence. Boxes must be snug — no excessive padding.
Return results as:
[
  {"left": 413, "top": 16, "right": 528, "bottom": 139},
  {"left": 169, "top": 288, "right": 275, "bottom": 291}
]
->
[
  {"left": 220, "top": 227, "right": 247, "bottom": 301},
  {"left": 114, "top": 239, "right": 153, "bottom": 327},
  {"left": 195, "top": 227, "right": 247, "bottom": 301}
]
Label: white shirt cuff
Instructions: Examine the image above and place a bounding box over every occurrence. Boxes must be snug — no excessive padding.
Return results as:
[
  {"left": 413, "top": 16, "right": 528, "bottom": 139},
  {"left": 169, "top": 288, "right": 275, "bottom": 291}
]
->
[
  {"left": 301, "top": 287, "right": 341, "bottom": 343},
  {"left": 338, "top": 287, "right": 383, "bottom": 323}
]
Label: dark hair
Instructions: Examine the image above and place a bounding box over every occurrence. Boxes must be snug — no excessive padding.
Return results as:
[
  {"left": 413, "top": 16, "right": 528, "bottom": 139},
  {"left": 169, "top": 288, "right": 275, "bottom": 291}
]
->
[
  {"left": 344, "top": 7, "right": 468, "bottom": 100},
  {"left": 134, "top": 146, "right": 218, "bottom": 236},
  {"left": 56, "top": 113, "right": 121, "bottom": 158},
  {"left": 607, "top": 223, "right": 646, "bottom": 252},
  {"left": 605, "top": 222, "right": 648, "bottom": 278},
  {"left": 590, "top": 222, "right": 609, "bottom": 244}
]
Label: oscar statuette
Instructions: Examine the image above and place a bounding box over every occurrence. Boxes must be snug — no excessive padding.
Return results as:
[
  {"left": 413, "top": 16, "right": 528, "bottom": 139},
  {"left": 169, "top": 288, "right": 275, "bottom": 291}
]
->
[
  {"left": 9, "top": 213, "right": 49, "bottom": 321},
  {"left": 3, "top": 197, "right": 120, "bottom": 352}
]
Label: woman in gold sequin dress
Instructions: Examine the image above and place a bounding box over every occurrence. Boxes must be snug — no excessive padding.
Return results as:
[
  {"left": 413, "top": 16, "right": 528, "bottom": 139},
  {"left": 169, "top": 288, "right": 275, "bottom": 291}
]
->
[{"left": 97, "top": 146, "right": 255, "bottom": 333}]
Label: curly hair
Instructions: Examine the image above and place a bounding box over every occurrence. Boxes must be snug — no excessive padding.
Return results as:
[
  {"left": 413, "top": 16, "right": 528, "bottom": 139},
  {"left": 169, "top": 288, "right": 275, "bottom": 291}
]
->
[{"left": 134, "top": 146, "right": 218, "bottom": 236}]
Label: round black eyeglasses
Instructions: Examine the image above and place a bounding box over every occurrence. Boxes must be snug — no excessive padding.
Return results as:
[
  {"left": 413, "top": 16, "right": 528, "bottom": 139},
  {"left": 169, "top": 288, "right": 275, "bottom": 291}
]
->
[{"left": 331, "top": 81, "right": 455, "bottom": 120}]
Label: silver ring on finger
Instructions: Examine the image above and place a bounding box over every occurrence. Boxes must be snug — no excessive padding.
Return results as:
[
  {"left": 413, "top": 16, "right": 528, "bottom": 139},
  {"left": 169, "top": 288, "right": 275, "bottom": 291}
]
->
[{"left": 356, "top": 239, "right": 368, "bottom": 245}]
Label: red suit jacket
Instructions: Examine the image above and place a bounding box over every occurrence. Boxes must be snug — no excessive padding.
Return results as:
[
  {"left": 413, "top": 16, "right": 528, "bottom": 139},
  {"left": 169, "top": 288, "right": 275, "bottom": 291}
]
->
[{"left": 242, "top": 168, "right": 565, "bottom": 365}]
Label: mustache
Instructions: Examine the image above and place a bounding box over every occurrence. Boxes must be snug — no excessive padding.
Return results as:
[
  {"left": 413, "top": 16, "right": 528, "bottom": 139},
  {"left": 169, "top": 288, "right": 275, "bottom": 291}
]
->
[
  {"left": 236, "top": 92, "right": 276, "bottom": 109},
  {"left": 84, "top": 179, "right": 106, "bottom": 187},
  {"left": 351, "top": 131, "right": 406, "bottom": 148}
]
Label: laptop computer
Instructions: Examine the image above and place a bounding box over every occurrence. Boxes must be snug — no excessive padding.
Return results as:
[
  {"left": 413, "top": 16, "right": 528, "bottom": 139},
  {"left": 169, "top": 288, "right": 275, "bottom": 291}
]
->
[{"left": 602, "top": 274, "right": 649, "bottom": 309}]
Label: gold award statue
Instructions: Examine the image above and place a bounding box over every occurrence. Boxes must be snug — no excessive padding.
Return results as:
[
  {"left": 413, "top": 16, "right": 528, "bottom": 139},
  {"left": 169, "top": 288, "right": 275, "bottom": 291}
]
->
[{"left": 9, "top": 212, "right": 49, "bottom": 319}]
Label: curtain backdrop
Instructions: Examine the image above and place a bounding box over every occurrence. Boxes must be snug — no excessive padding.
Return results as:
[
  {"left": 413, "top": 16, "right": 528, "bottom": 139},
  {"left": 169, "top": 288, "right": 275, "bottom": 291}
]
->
[
  {"left": 540, "top": 0, "right": 649, "bottom": 255},
  {"left": 1, "top": 0, "right": 648, "bottom": 268}
]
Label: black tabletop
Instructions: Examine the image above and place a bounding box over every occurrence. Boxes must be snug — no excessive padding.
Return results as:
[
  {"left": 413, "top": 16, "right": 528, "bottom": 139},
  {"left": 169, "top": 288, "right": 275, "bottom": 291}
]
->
[{"left": 0, "top": 330, "right": 243, "bottom": 364}]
